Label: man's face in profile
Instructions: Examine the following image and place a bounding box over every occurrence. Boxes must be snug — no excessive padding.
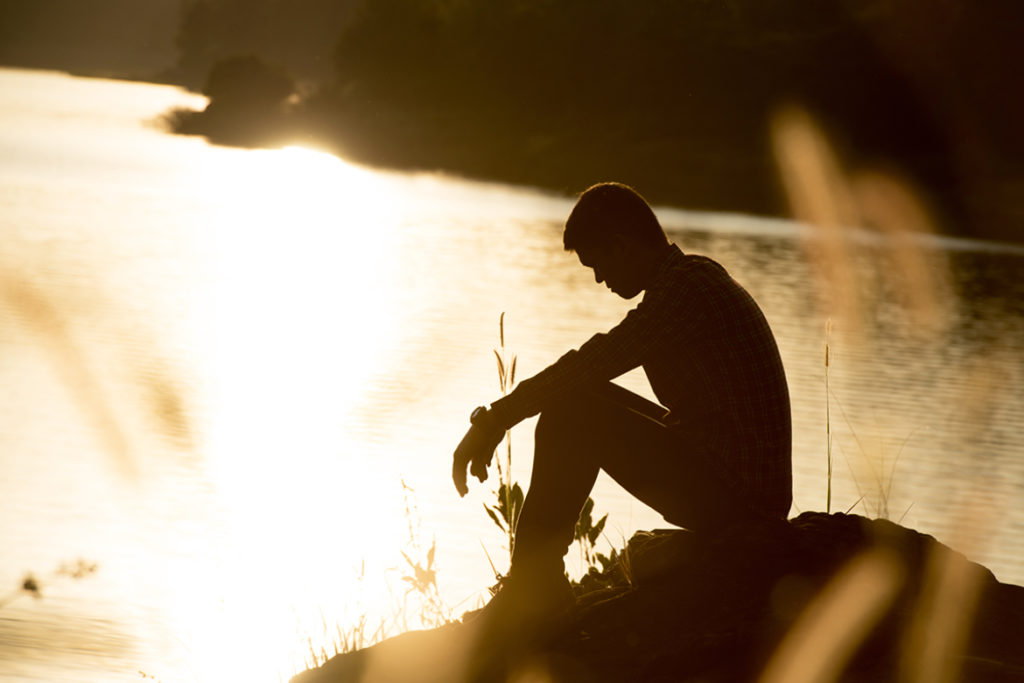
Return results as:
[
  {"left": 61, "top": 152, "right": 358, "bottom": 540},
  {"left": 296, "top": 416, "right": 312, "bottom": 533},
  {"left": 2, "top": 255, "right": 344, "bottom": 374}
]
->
[{"left": 575, "top": 237, "right": 645, "bottom": 300}]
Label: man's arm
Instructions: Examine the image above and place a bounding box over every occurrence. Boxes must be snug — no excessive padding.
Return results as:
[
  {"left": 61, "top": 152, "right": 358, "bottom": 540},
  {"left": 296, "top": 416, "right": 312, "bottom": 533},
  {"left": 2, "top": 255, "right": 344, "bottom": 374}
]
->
[
  {"left": 452, "top": 298, "right": 672, "bottom": 495},
  {"left": 487, "top": 294, "right": 676, "bottom": 430},
  {"left": 451, "top": 259, "right": 701, "bottom": 495}
]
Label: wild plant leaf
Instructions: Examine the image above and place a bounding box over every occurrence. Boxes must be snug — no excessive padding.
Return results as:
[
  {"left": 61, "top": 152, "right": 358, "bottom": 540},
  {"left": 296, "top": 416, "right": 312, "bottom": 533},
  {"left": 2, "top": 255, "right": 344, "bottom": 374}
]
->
[
  {"left": 479, "top": 540, "right": 498, "bottom": 577},
  {"left": 511, "top": 481, "right": 524, "bottom": 507},
  {"left": 415, "top": 565, "right": 436, "bottom": 588},
  {"left": 575, "top": 497, "right": 596, "bottom": 541},
  {"left": 495, "top": 483, "right": 507, "bottom": 518},
  {"left": 845, "top": 495, "right": 865, "bottom": 515},
  {"left": 400, "top": 550, "right": 415, "bottom": 569},
  {"left": 509, "top": 482, "right": 524, "bottom": 529},
  {"left": 597, "top": 549, "right": 618, "bottom": 572},
  {"left": 483, "top": 503, "right": 506, "bottom": 531},
  {"left": 499, "top": 311, "right": 505, "bottom": 348},
  {"left": 509, "top": 356, "right": 516, "bottom": 386},
  {"left": 494, "top": 350, "right": 505, "bottom": 384},
  {"left": 426, "top": 542, "right": 435, "bottom": 571},
  {"left": 581, "top": 497, "right": 595, "bottom": 521},
  {"left": 588, "top": 514, "right": 607, "bottom": 546},
  {"left": 498, "top": 482, "right": 518, "bottom": 526},
  {"left": 897, "top": 501, "right": 915, "bottom": 525}
]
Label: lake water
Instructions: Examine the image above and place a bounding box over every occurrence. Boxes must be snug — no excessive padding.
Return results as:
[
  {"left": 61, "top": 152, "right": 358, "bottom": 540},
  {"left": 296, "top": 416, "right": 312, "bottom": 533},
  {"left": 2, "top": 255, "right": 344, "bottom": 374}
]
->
[{"left": 1, "top": 67, "right": 1022, "bottom": 682}]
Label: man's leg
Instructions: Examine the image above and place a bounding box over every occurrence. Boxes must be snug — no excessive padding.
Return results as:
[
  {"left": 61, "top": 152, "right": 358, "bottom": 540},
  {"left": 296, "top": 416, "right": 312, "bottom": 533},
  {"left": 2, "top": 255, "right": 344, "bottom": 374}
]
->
[
  {"left": 511, "top": 381, "right": 751, "bottom": 576},
  {"left": 469, "top": 382, "right": 749, "bottom": 661}
]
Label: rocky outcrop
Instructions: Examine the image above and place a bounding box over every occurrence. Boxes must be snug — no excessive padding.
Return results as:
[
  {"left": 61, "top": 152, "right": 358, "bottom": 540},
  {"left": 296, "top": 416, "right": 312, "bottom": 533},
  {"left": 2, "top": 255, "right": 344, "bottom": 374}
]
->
[{"left": 293, "top": 512, "right": 1024, "bottom": 683}]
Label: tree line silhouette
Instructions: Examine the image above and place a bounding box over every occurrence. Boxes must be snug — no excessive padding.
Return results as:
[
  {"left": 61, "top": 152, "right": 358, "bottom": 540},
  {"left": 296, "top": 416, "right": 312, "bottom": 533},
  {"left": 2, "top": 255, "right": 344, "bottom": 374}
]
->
[{"left": 172, "top": 0, "right": 1022, "bottom": 241}]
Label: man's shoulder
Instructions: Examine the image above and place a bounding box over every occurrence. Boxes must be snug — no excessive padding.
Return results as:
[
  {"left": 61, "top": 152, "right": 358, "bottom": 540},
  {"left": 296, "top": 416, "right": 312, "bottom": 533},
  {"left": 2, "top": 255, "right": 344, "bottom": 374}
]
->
[
  {"left": 668, "top": 249, "right": 729, "bottom": 280},
  {"left": 643, "top": 248, "right": 731, "bottom": 308}
]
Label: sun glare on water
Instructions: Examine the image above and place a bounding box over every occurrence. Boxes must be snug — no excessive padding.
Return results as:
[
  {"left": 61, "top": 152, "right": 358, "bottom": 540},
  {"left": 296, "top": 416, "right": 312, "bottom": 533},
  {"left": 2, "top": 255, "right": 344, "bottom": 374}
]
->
[{"left": 168, "top": 145, "right": 414, "bottom": 681}]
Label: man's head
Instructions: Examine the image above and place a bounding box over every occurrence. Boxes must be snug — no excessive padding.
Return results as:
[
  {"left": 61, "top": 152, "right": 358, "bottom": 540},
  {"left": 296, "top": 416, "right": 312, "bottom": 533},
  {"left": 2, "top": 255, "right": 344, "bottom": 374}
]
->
[{"left": 563, "top": 182, "right": 669, "bottom": 299}]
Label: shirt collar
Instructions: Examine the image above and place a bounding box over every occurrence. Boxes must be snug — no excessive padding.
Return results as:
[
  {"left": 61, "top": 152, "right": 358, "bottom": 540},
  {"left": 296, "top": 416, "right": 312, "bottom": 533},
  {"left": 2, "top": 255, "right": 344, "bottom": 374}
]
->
[{"left": 653, "top": 242, "right": 682, "bottom": 278}]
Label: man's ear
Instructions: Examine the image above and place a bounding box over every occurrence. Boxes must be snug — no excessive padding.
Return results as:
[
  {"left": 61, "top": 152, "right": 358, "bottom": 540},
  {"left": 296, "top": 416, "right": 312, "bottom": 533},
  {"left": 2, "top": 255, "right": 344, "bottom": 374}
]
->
[
  {"left": 606, "top": 232, "right": 630, "bottom": 253},
  {"left": 608, "top": 232, "right": 641, "bottom": 262}
]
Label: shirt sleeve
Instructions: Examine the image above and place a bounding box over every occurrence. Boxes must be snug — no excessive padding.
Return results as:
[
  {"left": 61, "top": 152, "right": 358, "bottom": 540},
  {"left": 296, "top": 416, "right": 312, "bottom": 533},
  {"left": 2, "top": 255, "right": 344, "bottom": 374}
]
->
[{"left": 488, "top": 283, "right": 692, "bottom": 429}]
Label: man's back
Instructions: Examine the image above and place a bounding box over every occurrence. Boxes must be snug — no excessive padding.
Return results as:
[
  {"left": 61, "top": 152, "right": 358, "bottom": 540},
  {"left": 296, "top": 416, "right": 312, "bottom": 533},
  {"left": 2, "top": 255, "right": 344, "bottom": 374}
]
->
[{"left": 640, "top": 251, "right": 791, "bottom": 518}]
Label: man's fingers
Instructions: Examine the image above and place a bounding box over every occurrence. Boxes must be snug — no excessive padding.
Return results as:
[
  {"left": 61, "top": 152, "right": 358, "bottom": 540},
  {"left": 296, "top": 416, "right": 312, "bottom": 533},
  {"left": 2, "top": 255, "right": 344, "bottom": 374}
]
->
[
  {"left": 453, "top": 470, "right": 467, "bottom": 496},
  {"left": 471, "top": 458, "right": 488, "bottom": 482},
  {"left": 470, "top": 445, "right": 495, "bottom": 482},
  {"left": 453, "top": 468, "right": 468, "bottom": 497},
  {"left": 452, "top": 448, "right": 469, "bottom": 497},
  {"left": 452, "top": 425, "right": 501, "bottom": 497}
]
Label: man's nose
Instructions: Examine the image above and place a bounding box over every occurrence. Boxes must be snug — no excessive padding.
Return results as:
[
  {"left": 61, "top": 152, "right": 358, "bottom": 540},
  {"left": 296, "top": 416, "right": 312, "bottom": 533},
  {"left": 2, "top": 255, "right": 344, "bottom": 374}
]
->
[{"left": 594, "top": 269, "right": 604, "bottom": 284}]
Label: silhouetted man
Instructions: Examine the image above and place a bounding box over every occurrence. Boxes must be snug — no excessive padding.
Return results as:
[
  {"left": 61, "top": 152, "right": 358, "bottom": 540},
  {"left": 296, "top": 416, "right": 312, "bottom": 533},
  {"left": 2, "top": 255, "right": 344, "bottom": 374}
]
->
[{"left": 452, "top": 182, "right": 791, "bottom": 629}]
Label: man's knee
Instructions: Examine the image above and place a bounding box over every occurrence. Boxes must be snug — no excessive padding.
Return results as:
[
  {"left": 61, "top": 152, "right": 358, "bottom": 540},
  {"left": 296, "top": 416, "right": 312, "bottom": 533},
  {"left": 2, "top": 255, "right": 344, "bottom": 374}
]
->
[{"left": 535, "top": 400, "right": 588, "bottom": 444}]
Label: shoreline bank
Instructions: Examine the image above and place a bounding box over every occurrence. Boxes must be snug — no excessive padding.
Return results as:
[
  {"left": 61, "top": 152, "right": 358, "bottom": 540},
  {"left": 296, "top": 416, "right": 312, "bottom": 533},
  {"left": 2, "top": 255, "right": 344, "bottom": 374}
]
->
[{"left": 292, "top": 512, "right": 1024, "bottom": 683}]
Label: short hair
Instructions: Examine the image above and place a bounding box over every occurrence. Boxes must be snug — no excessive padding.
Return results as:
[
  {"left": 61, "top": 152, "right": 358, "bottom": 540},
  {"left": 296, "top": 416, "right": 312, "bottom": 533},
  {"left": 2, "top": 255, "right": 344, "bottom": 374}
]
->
[{"left": 563, "top": 182, "right": 666, "bottom": 252}]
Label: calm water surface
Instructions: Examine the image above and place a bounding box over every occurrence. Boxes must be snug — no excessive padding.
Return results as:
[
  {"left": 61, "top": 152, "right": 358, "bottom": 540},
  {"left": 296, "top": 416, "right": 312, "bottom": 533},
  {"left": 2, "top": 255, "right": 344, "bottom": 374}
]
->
[{"left": 1, "top": 68, "right": 1022, "bottom": 682}]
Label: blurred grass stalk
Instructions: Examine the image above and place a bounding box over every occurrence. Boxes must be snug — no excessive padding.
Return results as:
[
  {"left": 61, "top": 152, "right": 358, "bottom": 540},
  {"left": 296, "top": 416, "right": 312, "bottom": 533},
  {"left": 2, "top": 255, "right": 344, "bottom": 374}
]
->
[
  {"left": 769, "top": 104, "right": 999, "bottom": 681},
  {"left": 770, "top": 105, "right": 951, "bottom": 336},
  {"left": 825, "top": 318, "right": 833, "bottom": 514},
  {"left": 760, "top": 549, "right": 905, "bottom": 683},
  {"left": 0, "top": 267, "right": 135, "bottom": 475}
]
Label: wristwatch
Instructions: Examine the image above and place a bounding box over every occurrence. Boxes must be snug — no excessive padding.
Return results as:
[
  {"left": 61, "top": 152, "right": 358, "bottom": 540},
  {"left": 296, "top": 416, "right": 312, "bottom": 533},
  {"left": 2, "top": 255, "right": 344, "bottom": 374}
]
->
[{"left": 470, "top": 406, "right": 490, "bottom": 426}]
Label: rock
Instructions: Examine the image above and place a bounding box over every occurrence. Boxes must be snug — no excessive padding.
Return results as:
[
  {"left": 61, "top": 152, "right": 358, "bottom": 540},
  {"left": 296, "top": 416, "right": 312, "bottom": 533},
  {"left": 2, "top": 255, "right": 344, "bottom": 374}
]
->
[{"left": 292, "top": 513, "right": 1024, "bottom": 683}]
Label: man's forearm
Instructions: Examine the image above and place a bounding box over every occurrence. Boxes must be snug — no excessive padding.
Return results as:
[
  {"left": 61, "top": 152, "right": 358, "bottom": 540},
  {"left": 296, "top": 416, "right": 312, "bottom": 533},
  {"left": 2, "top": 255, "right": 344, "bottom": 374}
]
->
[{"left": 487, "top": 350, "right": 585, "bottom": 430}]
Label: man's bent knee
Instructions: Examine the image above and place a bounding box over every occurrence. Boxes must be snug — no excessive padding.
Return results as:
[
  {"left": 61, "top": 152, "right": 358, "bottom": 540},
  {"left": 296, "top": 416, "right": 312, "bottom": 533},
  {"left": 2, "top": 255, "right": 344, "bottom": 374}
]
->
[{"left": 534, "top": 401, "right": 588, "bottom": 445}]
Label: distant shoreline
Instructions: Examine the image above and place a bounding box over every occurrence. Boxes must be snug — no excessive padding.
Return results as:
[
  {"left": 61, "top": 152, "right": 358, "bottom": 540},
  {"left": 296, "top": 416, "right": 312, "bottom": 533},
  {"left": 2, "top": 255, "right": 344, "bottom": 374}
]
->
[
  {"left": 163, "top": 90, "right": 1024, "bottom": 247},
  {"left": 6, "top": 60, "right": 1020, "bottom": 246},
  {"left": 5, "top": 1, "right": 1022, "bottom": 245}
]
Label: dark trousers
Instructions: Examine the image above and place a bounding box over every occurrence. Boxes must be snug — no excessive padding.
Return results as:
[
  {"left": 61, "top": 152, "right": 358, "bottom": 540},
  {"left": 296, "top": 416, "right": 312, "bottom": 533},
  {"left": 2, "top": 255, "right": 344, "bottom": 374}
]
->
[{"left": 511, "top": 381, "right": 754, "bottom": 572}]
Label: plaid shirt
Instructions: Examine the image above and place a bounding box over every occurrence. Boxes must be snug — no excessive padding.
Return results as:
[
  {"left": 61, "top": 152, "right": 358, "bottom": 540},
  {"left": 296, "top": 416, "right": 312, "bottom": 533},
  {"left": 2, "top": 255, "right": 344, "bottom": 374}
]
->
[{"left": 490, "top": 244, "right": 792, "bottom": 517}]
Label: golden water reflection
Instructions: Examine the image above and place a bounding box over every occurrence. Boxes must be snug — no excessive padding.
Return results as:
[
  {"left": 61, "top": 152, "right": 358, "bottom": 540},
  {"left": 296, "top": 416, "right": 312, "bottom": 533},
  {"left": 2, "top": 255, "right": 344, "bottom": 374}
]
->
[{"left": 182, "top": 146, "right": 419, "bottom": 679}]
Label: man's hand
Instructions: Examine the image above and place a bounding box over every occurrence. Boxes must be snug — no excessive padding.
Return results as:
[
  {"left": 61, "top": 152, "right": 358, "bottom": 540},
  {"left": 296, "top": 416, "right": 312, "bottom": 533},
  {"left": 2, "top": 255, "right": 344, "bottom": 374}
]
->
[{"left": 452, "top": 421, "right": 505, "bottom": 497}]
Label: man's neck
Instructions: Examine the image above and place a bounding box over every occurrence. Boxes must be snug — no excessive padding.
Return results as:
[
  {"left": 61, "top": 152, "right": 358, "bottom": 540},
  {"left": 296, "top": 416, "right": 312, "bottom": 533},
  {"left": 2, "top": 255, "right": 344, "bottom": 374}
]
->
[{"left": 636, "top": 242, "right": 675, "bottom": 290}]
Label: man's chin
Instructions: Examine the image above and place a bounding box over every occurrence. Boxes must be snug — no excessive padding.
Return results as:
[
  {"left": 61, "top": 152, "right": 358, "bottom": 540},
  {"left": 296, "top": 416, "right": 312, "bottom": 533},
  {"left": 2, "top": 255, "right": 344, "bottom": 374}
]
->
[{"left": 615, "top": 286, "right": 642, "bottom": 300}]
